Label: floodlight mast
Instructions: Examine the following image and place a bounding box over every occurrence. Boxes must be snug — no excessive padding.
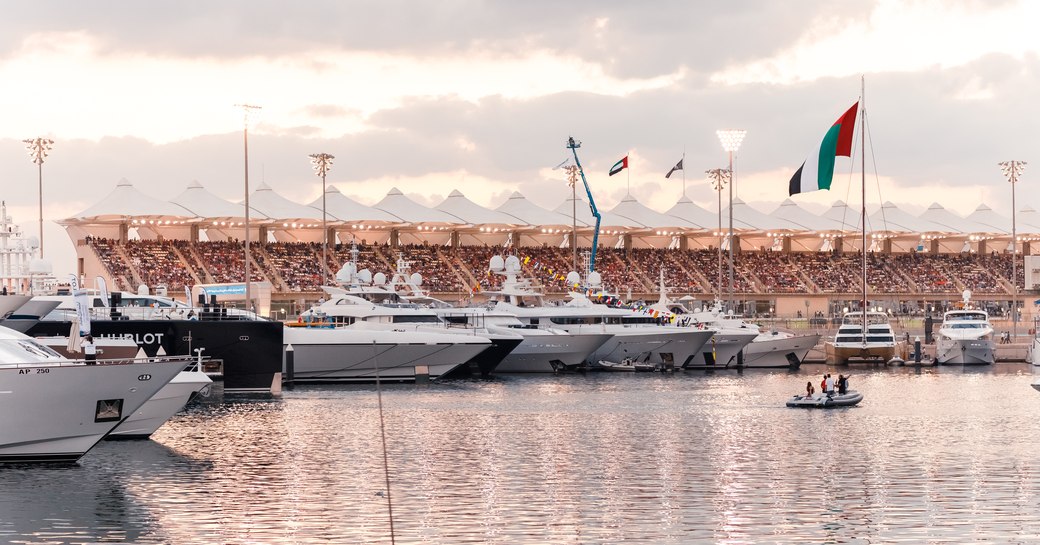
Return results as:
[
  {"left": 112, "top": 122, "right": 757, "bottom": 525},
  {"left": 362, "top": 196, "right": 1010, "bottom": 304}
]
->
[{"left": 566, "top": 136, "right": 601, "bottom": 273}]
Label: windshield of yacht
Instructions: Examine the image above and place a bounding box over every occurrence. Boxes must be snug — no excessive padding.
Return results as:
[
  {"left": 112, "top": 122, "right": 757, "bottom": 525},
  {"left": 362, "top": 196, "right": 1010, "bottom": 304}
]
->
[{"left": 0, "top": 338, "right": 64, "bottom": 363}]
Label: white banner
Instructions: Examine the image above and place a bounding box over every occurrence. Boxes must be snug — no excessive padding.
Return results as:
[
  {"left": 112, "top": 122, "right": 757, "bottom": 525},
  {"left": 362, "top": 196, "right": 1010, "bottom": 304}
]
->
[
  {"left": 69, "top": 274, "right": 91, "bottom": 336},
  {"left": 96, "top": 276, "right": 109, "bottom": 307}
]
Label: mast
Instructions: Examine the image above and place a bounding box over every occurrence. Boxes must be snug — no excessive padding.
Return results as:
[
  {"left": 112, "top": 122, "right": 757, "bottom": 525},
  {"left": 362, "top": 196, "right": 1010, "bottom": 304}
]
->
[{"left": 860, "top": 76, "right": 867, "bottom": 346}]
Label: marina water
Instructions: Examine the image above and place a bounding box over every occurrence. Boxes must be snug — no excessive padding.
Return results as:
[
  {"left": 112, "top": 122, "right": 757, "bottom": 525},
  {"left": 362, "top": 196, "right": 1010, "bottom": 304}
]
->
[{"left": 4, "top": 365, "right": 1040, "bottom": 543}]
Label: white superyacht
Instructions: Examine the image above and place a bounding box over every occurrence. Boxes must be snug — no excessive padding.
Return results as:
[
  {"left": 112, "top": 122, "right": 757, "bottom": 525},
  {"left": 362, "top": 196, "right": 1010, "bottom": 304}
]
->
[{"left": 935, "top": 292, "right": 994, "bottom": 365}]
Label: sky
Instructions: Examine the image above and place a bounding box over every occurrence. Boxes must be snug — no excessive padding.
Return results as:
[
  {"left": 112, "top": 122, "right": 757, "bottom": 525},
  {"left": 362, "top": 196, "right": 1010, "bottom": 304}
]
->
[{"left": 2, "top": 0, "right": 1039, "bottom": 277}]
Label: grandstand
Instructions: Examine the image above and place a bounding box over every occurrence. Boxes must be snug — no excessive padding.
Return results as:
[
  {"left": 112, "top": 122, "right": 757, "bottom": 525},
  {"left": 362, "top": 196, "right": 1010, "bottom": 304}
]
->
[{"left": 60, "top": 179, "right": 1039, "bottom": 318}]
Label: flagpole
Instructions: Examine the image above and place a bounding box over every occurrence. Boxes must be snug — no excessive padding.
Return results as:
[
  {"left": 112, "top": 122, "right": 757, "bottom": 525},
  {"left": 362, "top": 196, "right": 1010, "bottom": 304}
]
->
[{"left": 682, "top": 151, "right": 686, "bottom": 197}]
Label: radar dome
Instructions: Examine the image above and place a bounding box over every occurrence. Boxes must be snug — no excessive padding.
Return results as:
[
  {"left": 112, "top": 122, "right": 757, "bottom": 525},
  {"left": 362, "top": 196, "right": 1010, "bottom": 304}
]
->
[
  {"left": 566, "top": 271, "right": 581, "bottom": 285},
  {"left": 587, "top": 271, "right": 602, "bottom": 286},
  {"left": 489, "top": 255, "right": 505, "bottom": 272},
  {"left": 372, "top": 272, "right": 387, "bottom": 286},
  {"left": 357, "top": 268, "right": 372, "bottom": 284},
  {"left": 505, "top": 255, "right": 521, "bottom": 272},
  {"left": 410, "top": 272, "right": 423, "bottom": 286},
  {"left": 137, "top": 284, "right": 150, "bottom": 295}
]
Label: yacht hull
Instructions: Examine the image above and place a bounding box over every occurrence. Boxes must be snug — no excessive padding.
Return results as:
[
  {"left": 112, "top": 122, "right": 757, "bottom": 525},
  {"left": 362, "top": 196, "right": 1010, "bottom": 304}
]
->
[
  {"left": 493, "top": 330, "right": 612, "bottom": 373},
  {"left": 825, "top": 343, "right": 897, "bottom": 364},
  {"left": 108, "top": 369, "right": 212, "bottom": 439},
  {"left": 284, "top": 327, "right": 487, "bottom": 382},
  {"left": 936, "top": 338, "right": 994, "bottom": 365},
  {"left": 565, "top": 328, "right": 714, "bottom": 368},
  {"left": 680, "top": 331, "right": 757, "bottom": 369},
  {"left": 0, "top": 359, "right": 187, "bottom": 463},
  {"left": 743, "top": 333, "right": 821, "bottom": 368}
]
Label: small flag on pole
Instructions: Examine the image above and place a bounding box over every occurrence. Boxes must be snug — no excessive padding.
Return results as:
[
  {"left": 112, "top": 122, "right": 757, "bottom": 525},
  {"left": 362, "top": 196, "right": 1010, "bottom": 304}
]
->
[
  {"left": 609, "top": 156, "right": 628, "bottom": 176},
  {"left": 665, "top": 158, "right": 683, "bottom": 179}
]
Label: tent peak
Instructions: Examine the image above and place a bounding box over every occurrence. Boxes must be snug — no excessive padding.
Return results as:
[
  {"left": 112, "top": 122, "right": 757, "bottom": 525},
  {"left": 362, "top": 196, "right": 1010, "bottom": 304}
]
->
[{"left": 448, "top": 189, "right": 465, "bottom": 198}]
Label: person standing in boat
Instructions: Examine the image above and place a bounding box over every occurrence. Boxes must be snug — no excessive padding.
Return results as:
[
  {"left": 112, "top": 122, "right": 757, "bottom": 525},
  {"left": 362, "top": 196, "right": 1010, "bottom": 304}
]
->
[
  {"left": 837, "top": 374, "right": 849, "bottom": 395},
  {"left": 806, "top": 381, "right": 815, "bottom": 397},
  {"left": 82, "top": 335, "right": 97, "bottom": 365},
  {"left": 820, "top": 375, "right": 827, "bottom": 393},
  {"left": 825, "top": 374, "right": 835, "bottom": 395}
]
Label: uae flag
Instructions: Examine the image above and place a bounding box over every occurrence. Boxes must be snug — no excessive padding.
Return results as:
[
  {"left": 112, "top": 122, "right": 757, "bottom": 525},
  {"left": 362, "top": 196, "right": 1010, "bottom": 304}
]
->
[
  {"left": 609, "top": 156, "right": 628, "bottom": 176},
  {"left": 789, "top": 102, "right": 859, "bottom": 195}
]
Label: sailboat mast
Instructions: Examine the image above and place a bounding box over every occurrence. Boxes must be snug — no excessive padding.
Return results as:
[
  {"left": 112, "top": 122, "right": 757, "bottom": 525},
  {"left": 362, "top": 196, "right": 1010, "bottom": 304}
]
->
[{"left": 860, "top": 76, "right": 867, "bottom": 346}]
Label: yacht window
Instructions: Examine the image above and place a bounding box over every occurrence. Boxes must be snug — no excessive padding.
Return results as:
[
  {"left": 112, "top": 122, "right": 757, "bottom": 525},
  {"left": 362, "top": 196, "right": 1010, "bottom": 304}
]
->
[{"left": 391, "top": 316, "right": 441, "bottom": 323}]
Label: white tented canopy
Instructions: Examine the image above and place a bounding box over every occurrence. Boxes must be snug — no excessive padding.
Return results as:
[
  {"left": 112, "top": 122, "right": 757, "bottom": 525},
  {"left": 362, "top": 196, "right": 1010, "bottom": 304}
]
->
[
  {"left": 918, "top": 202, "right": 985, "bottom": 234},
  {"left": 249, "top": 182, "right": 324, "bottom": 222},
  {"left": 818, "top": 200, "right": 863, "bottom": 232},
  {"left": 664, "top": 195, "right": 716, "bottom": 230},
  {"left": 72, "top": 178, "right": 195, "bottom": 220},
  {"left": 310, "top": 186, "right": 401, "bottom": 224},
  {"left": 172, "top": 180, "right": 257, "bottom": 219},
  {"left": 1017, "top": 206, "right": 1040, "bottom": 235},
  {"left": 496, "top": 191, "right": 582, "bottom": 227},
  {"left": 555, "top": 196, "right": 631, "bottom": 230},
  {"left": 436, "top": 190, "right": 522, "bottom": 226},
  {"left": 769, "top": 199, "right": 838, "bottom": 232},
  {"left": 964, "top": 203, "right": 1010, "bottom": 235},
  {"left": 730, "top": 197, "right": 807, "bottom": 233},
  {"left": 609, "top": 193, "right": 699, "bottom": 229},
  {"left": 867, "top": 201, "right": 942, "bottom": 235},
  {"left": 373, "top": 187, "right": 463, "bottom": 225}
]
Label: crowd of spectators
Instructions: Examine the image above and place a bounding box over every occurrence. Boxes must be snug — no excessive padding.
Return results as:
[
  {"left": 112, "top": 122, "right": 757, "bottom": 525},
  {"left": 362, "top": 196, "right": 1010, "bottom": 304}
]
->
[{"left": 84, "top": 238, "right": 1025, "bottom": 297}]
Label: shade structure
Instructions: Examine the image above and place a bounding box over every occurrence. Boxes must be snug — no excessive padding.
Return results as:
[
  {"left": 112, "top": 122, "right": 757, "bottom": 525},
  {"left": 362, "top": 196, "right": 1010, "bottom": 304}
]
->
[
  {"left": 918, "top": 202, "right": 988, "bottom": 235},
  {"left": 729, "top": 197, "right": 809, "bottom": 233},
  {"left": 372, "top": 187, "right": 463, "bottom": 225},
  {"left": 964, "top": 203, "right": 1010, "bottom": 235},
  {"left": 664, "top": 195, "right": 716, "bottom": 230},
  {"left": 867, "top": 201, "right": 942, "bottom": 235},
  {"left": 249, "top": 182, "right": 324, "bottom": 222},
  {"left": 555, "top": 196, "right": 631, "bottom": 231},
  {"left": 496, "top": 191, "right": 583, "bottom": 227},
  {"left": 609, "top": 193, "right": 699, "bottom": 230},
  {"left": 72, "top": 178, "right": 195, "bottom": 221},
  {"left": 436, "top": 190, "right": 522, "bottom": 227},
  {"left": 309, "top": 185, "right": 401, "bottom": 224},
  {"left": 769, "top": 199, "right": 838, "bottom": 232},
  {"left": 1017, "top": 206, "right": 1040, "bottom": 235},
  {"left": 172, "top": 180, "right": 260, "bottom": 220}
]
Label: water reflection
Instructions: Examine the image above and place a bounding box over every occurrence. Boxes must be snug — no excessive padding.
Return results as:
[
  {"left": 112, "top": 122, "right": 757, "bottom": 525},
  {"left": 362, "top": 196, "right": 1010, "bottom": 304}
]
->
[{"left": 4, "top": 366, "right": 1040, "bottom": 543}]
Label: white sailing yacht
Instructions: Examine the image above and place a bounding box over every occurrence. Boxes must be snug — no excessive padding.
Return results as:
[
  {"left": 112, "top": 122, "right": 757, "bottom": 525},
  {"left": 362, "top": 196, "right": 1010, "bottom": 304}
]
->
[{"left": 801, "top": 87, "right": 899, "bottom": 364}]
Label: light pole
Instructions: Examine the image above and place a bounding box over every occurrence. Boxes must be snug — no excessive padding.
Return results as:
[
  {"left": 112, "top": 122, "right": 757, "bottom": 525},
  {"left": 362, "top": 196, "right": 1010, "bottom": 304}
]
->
[
  {"left": 1000, "top": 160, "right": 1026, "bottom": 341},
  {"left": 717, "top": 129, "right": 746, "bottom": 312},
  {"left": 310, "top": 153, "right": 335, "bottom": 285},
  {"left": 23, "top": 137, "right": 54, "bottom": 259},
  {"left": 237, "top": 104, "right": 261, "bottom": 311},
  {"left": 706, "top": 168, "right": 729, "bottom": 305},
  {"left": 564, "top": 164, "right": 579, "bottom": 272}
]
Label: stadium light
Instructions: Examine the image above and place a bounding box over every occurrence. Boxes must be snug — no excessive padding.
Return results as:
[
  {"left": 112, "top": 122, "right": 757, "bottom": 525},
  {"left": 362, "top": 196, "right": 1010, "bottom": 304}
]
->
[
  {"left": 717, "top": 129, "right": 746, "bottom": 312},
  {"left": 707, "top": 167, "right": 730, "bottom": 305},
  {"left": 1000, "top": 160, "right": 1026, "bottom": 341},
  {"left": 310, "top": 152, "right": 335, "bottom": 286},
  {"left": 23, "top": 137, "right": 53, "bottom": 259}
]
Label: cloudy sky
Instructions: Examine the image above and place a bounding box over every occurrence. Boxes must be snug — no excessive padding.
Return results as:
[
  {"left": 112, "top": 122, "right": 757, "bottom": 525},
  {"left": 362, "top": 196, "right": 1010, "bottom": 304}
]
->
[{"left": 2, "top": 0, "right": 1038, "bottom": 276}]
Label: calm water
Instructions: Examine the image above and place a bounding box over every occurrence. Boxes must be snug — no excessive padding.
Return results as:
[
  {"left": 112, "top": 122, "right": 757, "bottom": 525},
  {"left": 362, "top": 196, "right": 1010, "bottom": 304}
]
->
[{"left": 5, "top": 365, "right": 1040, "bottom": 544}]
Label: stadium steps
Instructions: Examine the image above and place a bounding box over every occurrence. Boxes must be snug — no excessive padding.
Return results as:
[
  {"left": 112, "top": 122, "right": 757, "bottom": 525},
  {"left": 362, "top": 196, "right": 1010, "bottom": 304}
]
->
[
  {"left": 185, "top": 245, "right": 215, "bottom": 284},
  {"left": 615, "top": 253, "right": 654, "bottom": 292},
  {"left": 169, "top": 244, "right": 205, "bottom": 287},
  {"left": 434, "top": 247, "right": 473, "bottom": 292},
  {"left": 115, "top": 245, "right": 144, "bottom": 288},
  {"left": 254, "top": 246, "right": 288, "bottom": 291}
]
